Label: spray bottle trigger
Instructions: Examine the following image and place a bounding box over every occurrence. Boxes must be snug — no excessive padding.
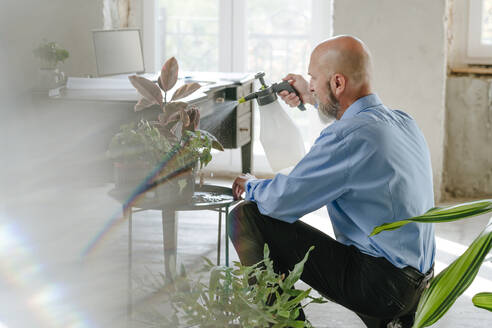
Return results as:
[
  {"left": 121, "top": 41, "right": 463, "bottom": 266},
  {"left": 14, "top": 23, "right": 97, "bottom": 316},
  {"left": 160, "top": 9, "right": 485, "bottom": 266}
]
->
[{"left": 273, "top": 81, "right": 306, "bottom": 111}]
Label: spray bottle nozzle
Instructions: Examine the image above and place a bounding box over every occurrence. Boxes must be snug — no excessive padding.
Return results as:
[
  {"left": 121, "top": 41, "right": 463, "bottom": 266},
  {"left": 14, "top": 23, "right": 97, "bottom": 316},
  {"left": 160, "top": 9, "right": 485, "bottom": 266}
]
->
[
  {"left": 239, "top": 72, "right": 306, "bottom": 111},
  {"left": 238, "top": 91, "right": 259, "bottom": 104}
]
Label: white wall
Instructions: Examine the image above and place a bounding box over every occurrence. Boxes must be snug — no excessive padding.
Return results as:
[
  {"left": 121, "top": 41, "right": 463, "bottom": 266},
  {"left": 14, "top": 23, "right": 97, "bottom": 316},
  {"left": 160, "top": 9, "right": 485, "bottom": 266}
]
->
[
  {"left": 332, "top": 0, "right": 448, "bottom": 201},
  {"left": 0, "top": 0, "right": 103, "bottom": 95},
  {"left": 447, "top": 0, "right": 468, "bottom": 68},
  {"left": 0, "top": 0, "right": 104, "bottom": 193}
]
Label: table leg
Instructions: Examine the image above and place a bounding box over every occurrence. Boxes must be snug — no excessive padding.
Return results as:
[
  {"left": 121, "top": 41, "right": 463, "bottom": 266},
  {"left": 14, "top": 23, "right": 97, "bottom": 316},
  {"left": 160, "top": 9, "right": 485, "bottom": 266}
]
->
[
  {"left": 217, "top": 209, "right": 222, "bottom": 266},
  {"left": 124, "top": 206, "right": 133, "bottom": 324},
  {"left": 162, "top": 209, "right": 177, "bottom": 282},
  {"left": 241, "top": 141, "right": 253, "bottom": 174},
  {"left": 225, "top": 205, "right": 230, "bottom": 267}
]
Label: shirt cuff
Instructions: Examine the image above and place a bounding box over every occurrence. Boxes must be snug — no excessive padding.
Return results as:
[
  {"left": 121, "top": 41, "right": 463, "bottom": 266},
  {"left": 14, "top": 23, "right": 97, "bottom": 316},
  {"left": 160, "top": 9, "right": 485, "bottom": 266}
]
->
[{"left": 244, "top": 178, "right": 260, "bottom": 200}]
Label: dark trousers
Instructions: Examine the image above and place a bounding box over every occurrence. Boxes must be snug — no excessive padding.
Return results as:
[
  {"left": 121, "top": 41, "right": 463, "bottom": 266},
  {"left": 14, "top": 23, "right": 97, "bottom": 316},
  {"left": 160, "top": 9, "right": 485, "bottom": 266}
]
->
[{"left": 227, "top": 201, "right": 433, "bottom": 328}]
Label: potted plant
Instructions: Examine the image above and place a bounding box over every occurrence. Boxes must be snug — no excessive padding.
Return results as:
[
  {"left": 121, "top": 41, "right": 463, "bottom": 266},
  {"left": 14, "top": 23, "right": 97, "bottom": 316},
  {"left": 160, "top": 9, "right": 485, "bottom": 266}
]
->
[
  {"left": 137, "top": 244, "right": 326, "bottom": 327},
  {"left": 370, "top": 200, "right": 492, "bottom": 327},
  {"left": 107, "top": 57, "right": 224, "bottom": 205},
  {"left": 33, "top": 40, "right": 69, "bottom": 69},
  {"left": 33, "top": 40, "right": 69, "bottom": 89}
]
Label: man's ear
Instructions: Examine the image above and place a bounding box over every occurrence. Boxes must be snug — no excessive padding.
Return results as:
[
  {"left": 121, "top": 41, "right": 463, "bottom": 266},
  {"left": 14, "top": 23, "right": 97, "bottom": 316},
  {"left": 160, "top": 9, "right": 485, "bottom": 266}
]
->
[{"left": 333, "top": 73, "right": 346, "bottom": 97}]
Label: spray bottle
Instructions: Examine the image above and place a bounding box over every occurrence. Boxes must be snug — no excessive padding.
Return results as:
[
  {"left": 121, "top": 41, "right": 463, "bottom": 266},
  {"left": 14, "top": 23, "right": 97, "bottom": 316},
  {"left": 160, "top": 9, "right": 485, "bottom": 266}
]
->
[{"left": 238, "top": 72, "right": 306, "bottom": 172}]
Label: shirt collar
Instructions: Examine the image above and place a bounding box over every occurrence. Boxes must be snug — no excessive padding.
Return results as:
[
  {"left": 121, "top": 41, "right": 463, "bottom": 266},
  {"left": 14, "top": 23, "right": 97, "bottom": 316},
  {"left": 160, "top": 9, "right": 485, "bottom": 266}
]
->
[{"left": 340, "top": 94, "right": 383, "bottom": 121}]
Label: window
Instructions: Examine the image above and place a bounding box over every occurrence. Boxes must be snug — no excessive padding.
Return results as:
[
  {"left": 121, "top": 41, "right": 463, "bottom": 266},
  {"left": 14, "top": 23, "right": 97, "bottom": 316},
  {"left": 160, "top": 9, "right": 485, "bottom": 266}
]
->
[
  {"left": 143, "top": 0, "right": 331, "bottom": 173},
  {"left": 467, "top": 0, "right": 492, "bottom": 62},
  {"left": 158, "top": 0, "right": 220, "bottom": 71}
]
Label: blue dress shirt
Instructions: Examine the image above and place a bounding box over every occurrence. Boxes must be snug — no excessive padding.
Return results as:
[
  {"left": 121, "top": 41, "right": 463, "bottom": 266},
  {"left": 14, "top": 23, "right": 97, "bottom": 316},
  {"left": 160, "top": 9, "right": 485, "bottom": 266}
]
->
[{"left": 245, "top": 94, "right": 435, "bottom": 273}]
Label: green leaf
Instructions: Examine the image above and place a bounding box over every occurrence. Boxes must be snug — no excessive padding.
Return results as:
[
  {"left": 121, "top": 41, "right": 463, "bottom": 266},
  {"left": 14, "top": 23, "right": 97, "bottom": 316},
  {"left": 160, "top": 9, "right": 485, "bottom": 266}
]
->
[
  {"left": 208, "top": 266, "right": 222, "bottom": 301},
  {"left": 370, "top": 200, "right": 492, "bottom": 236},
  {"left": 197, "top": 129, "right": 225, "bottom": 151},
  {"left": 412, "top": 218, "right": 492, "bottom": 328},
  {"left": 177, "top": 178, "right": 187, "bottom": 193},
  {"left": 284, "top": 288, "right": 311, "bottom": 309},
  {"left": 307, "top": 296, "right": 328, "bottom": 304},
  {"left": 289, "top": 320, "right": 307, "bottom": 328},
  {"left": 277, "top": 309, "right": 290, "bottom": 318},
  {"left": 201, "top": 256, "right": 214, "bottom": 268},
  {"left": 472, "top": 292, "right": 492, "bottom": 311},
  {"left": 282, "top": 246, "right": 315, "bottom": 290},
  {"left": 263, "top": 243, "right": 270, "bottom": 260}
]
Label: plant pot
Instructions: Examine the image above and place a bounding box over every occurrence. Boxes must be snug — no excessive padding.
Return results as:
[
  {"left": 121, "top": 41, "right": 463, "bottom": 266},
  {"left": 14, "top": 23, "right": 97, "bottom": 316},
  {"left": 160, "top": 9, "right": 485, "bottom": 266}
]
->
[
  {"left": 113, "top": 161, "right": 150, "bottom": 190},
  {"left": 155, "top": 168, "right": 195, "bottom": 205},
  {"left": 113, "top": 161, "right": 196, "bottom": 206}
]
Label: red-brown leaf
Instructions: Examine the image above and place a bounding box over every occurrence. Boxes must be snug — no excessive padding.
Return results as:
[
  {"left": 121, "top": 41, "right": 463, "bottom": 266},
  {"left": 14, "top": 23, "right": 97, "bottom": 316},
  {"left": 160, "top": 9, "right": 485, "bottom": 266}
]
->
[
  {"left": 162, "top": 101, "right": 188, "bottom": 122},
  {"left": 165, "top": 112, "right": 181, "bottom": 124},
  {"left": 170, "top": 121, "right": 183, "bottom": 139},
  {"left": 158, "top": 113, "right": 166, "bottom": 125},
  {"left": 160, "top": 57, "right": 179, "bottom": 92},
  {"left": 171, "top": 82, "right": 201, "bottom": 101},
  {"left": 187, "top": 107, "right": 200, "bottom": 131},
  {"left": 129, "top": 75, "right": 163, "bottom": 106},
  {"left": 180, "top": 109, "right": 190, "bottom": 127},
  {"left": 134, "top": 97, "right": 155, "bottom": 112}
]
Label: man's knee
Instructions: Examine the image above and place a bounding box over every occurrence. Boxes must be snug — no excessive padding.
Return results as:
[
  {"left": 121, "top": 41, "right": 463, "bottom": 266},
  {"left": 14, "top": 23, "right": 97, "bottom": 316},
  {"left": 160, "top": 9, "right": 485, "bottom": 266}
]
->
[{"left": 227, "top": 201, "right": 259, "bottom": 240}]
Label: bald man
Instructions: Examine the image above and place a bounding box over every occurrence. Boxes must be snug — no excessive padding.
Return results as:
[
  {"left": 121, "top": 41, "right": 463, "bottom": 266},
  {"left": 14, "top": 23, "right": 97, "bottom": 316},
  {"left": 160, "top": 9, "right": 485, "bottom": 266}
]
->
[{"left": 228, "top": 36, "right": 435, "bottom": 328}]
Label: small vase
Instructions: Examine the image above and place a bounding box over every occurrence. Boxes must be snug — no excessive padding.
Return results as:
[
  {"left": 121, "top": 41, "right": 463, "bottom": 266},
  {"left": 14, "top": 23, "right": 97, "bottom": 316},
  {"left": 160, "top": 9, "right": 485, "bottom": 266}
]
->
[{"left": 37, "top": 67, "right": 65, "bottom": 90}]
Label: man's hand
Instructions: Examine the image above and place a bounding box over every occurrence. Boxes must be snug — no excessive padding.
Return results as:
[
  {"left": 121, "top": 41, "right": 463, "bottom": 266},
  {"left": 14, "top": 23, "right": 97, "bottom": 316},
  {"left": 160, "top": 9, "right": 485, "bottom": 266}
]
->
[
  {"left": 278, "top": 73, "right": 315, "bottom": 107},
  {"left": 232, "top": 173, "right": 256, "bottom": 200}
]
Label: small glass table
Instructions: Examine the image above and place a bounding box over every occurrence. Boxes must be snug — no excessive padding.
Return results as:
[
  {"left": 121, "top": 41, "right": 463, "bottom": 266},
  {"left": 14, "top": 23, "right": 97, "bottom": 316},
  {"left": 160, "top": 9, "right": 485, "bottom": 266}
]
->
[
  {"left": 109, "top": 184, "right": 238, "bottom": 274},
  {"left": 109, "top": 184, "right": 239, "bottom": 317}
]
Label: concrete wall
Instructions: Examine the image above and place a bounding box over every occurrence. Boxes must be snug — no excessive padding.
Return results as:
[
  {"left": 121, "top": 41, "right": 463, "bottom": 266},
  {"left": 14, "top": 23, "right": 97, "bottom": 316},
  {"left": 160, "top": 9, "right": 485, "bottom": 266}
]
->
[
  {"left": 444, "top": 0, "right": 492, "bottom": 197},
  {"left": 332, "top": 0, "right": 448, "bottom": 201},
  {"left": 445, "top": 77, "right": 492, "bottom": 197}
]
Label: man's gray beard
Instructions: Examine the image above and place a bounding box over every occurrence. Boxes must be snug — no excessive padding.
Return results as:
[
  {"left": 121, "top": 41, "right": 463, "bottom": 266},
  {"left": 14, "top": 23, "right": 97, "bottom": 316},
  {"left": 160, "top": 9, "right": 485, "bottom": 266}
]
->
[{"left": 316, "top": 93, "right": 340, "bottom": 123}]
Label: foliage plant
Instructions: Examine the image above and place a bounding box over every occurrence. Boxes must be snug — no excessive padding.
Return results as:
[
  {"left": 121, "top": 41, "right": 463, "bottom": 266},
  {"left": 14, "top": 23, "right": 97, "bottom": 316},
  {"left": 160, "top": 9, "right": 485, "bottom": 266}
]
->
[
  {"left": 33, "top": 40, "right": 69, "bottom": 69},
  {"left": 472, "top": 292, "right": 492, "bottom": 312},
  {"left": 137, "top": 244, "right": 326, "bottom": 328},
  {"left": 370, "top": 200, "right": 492, "bottom": 328},
  {"left": 107, "top": 57, "right": 223, "bottom": 191}
]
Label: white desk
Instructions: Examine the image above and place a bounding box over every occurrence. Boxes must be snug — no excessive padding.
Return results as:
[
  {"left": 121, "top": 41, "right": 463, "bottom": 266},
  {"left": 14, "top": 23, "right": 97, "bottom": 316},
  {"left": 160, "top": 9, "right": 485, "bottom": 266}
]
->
[{"left": 32, "top": 73, "right": 256, "bottom": 184}]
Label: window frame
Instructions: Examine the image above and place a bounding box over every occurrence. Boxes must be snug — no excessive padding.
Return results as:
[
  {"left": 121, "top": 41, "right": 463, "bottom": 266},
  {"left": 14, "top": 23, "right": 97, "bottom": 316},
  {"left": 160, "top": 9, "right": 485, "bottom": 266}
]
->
[
  {"left": 142, "top": 0, "right": 158, "bottom": 72},
  {"left": 141, "top": 0, "right": 331, "bottom": 174},
  {"left": 142, "top": 0, "right": 331, "bottom": 73},
  {"left": 467, "top": 0, "right": 492, "bottom": 63}
]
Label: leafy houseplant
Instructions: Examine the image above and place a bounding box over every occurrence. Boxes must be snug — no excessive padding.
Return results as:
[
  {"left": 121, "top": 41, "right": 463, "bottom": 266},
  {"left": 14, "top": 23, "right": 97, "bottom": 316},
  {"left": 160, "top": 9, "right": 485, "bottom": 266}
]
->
[
  {"left": 137, "top": 244, "right": 325, "bottom": 328},
  {"left": 107, "top": 57, "right": 223, "bottom": 204},
  {"left": 370, "top": 200, "right": 492, "bottom": 327},
  {"left": 33, "top": 40, "right": 69, "bottom": 69},
  {"left": 33, "top": 40, "right": 69, "bottom": 89}
]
